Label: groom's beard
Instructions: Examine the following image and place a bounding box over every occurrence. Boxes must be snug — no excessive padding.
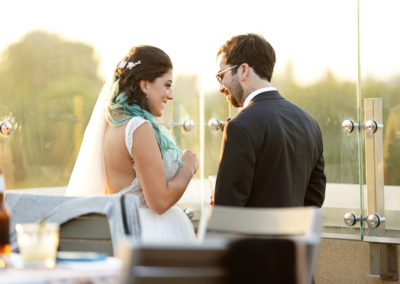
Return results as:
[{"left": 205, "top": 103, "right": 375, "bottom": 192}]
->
[{"left": 226, "top": 76, "right": 244, "bottom": 108}]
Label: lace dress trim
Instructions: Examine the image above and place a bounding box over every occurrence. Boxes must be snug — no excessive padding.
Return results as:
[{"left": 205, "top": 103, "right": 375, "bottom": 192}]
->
[
  {"left": 124, "top": 117, "right": 149, "bottom": 158},
  {"left": 117, "top": 117, "right": 150, "bottom": 206}
]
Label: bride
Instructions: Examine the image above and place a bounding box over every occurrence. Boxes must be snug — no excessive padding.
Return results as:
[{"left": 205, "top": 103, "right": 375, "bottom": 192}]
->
[{"left": 65, "top": 45, "right": 199, "bottom": 242}]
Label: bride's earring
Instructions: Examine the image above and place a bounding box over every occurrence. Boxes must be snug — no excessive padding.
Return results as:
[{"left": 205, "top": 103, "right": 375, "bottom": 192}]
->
[
  {"left": 144, "top": 84, "right": 149, "bottom": 99},
  {"left": 140, "top": 80, "right": 150, "bottom": 98}
]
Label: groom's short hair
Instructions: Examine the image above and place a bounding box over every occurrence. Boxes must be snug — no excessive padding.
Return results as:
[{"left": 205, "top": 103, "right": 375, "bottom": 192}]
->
[{"left": 217, "top": 33, "right": 276, "bottom": 82}]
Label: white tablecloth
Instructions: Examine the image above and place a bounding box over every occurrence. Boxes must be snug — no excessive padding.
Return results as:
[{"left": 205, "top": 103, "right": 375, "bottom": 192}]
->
[{"left": 0, "top": 254, "right": 122, "bottom": 284}]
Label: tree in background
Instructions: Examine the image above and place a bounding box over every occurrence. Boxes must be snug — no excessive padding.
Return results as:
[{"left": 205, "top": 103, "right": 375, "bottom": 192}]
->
[
  {"left": 0, "top": 32, "right": 399, "bottom": 189},
  {"left": 0, "top": 30, "right": 103, "bottom": 188}
]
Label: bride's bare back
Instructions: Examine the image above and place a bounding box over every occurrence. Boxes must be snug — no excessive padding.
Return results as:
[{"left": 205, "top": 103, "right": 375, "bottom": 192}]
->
[
  {"left": 104, "top": 117, "right": 198, "bottom": 214},
  {"left": 103, "top": 121, "right": 136, "bottom": 194}
]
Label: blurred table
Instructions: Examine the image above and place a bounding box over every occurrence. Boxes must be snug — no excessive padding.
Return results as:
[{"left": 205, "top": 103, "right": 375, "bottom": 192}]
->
[{"left": 0, "top": 253, "right": 121, "bottom": 284}]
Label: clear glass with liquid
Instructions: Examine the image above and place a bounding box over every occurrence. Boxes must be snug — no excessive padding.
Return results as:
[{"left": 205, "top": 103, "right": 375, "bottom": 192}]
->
[{"left": 16, "top": 222, "right": 59, "bottom": 268}]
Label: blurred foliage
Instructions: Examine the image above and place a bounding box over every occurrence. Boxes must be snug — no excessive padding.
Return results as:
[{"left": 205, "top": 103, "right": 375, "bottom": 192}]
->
[
  {"left": 275, "top": 69, "right": 400, "bottom": 185},
  {"left": 0, "top": 31, "right": 399, "bottom": 188},
  {"left": 0, "top": 30, "right": 103, "bottom": 188},
  {"left": 199, "top": 66, "right": 400, "bottom": 185}
]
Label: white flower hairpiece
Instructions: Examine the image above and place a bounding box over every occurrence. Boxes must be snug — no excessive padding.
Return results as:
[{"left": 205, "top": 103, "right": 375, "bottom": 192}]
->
[{"left": 118, "top": 60, "right": 141, "bottom": 70}]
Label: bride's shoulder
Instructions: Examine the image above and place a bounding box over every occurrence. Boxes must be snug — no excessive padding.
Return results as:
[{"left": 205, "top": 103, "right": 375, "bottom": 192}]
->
[
  {"left": 124, "top": 117, "right": 152, "bottom": 157},
  {"left": 125, "top": 116, "right": 150, "bottom": 134}
]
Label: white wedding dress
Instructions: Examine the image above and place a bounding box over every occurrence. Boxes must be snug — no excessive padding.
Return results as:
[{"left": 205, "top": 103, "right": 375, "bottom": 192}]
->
[
  {"left": 117, "top": 116, "right": 197, "bottom": 243},
  {"left": 66, "top": 76, "right": 196, "bottom": 243}
]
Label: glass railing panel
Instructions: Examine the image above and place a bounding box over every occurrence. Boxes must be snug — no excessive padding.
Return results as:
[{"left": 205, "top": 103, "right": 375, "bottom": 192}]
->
[
  {"left": 0, "top": 31, "right": 102, "bottom": 191},
  {"left": 0, "top": 1, "right": 364, "bottom": 238},
  {"left": 160, "top": 74, "right": 203, "bottom": 222},
  {"left": 360, "top": 0, "right": 400, "bottom": 240}
]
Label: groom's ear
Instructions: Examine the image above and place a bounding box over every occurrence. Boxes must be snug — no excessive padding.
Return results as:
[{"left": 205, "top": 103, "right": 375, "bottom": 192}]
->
[
  {"left": 139, "top": 80, "right": 149, "bottom": 94},
  {"left": 239, "top": 63, "right": 251, "bottom": 82}
]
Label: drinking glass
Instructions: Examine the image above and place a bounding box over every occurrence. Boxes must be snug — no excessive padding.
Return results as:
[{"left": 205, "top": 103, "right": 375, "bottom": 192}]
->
[{"left": 16, "top": 222, "right": 59, "bottom": 268}]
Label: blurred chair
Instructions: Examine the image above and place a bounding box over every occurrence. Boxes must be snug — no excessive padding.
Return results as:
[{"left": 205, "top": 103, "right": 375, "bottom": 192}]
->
[
  {"left": 58, "top": 213, "right": 114, "bottom": 255},
  {"left": 197, "top": 205, "right": 325, "bottom": 284},
  {"left": 5, "top": 192, "right": 141, "bottom": 256},
  {"left": 117, "top": 238, "right": 229, "bottom": 284},
  {"left": 118, "top": 206, "right": 323, "bottom": 284}
]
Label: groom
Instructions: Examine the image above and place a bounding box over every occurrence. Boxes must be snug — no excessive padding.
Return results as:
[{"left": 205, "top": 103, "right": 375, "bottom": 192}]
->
[{"left": 214, "top": 33, "right": 326, "bottom": 208}]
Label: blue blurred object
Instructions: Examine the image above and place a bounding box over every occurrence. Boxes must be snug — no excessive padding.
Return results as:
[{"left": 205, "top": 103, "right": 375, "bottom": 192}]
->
[{"left": 56, "top": 251, "right": 108, "bottom": 262}]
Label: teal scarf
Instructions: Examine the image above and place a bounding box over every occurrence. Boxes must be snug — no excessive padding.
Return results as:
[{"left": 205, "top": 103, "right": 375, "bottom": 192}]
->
[{"left": 106, "top": 81, "right": 182, "bottom": 166}]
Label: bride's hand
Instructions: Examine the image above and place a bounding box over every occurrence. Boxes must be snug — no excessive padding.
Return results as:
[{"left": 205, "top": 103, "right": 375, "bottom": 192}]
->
[{"left": 181, "top": 149, "right": 198, "bottom": 176}]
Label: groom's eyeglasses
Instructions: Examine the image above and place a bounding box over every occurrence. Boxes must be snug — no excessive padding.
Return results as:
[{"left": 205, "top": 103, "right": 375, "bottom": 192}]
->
[{"left": 216, "top": 65, "right": 238, "bottom": 83}]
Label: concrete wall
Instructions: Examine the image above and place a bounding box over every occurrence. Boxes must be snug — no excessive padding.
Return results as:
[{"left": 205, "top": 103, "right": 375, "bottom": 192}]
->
[{"left": 315, "top": 238, "right": 400, "bottom": 284}]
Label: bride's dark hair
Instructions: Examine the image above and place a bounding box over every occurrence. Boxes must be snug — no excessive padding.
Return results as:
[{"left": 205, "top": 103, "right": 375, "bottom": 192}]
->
[
  {"left": 106, "top": 46, "right": 181, "bottom": 164},
  {"left": 114, "top": 45, "right": 172, "bottom": 112}
]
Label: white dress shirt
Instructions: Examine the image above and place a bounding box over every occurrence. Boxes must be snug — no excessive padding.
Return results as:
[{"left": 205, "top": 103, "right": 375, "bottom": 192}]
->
[{"left": 243, "top": 86, "right": 277, "bottom": 108}]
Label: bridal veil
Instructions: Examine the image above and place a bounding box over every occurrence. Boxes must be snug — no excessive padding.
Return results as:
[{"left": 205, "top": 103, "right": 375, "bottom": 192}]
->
[{"left": 65, "top": 74, "right": 118, "bottom": 196}]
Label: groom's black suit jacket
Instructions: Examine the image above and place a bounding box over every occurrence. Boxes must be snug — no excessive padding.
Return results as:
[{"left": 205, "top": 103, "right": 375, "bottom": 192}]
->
[{"left": 214, "top": 90, "right": 326, "bottom": 208}]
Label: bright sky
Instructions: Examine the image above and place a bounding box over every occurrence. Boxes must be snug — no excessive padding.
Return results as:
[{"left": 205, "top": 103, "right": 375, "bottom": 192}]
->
[{"left": 1, "top": 0, "right": 399, "bottom": 91}]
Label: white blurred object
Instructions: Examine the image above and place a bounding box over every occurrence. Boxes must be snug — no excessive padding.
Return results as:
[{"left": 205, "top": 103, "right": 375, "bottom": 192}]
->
[
  {"left": 16, "top": 222, "right": 59, "bottom": 268},
  {"left": 0, "top": 174, "right": 5, "bottom": 190}
]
